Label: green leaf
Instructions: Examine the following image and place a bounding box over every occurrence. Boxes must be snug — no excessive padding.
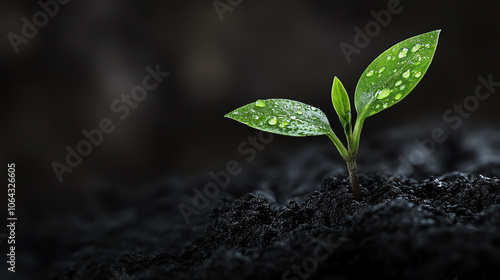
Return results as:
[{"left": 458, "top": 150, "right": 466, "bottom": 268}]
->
[
  {"left": 224, "top": 99, "right": 334, "bottom": 137},
  {"left": 354, "top": 29, "right": 441, "bottom": 119},
  {"left": 331, "top": 76, "right": 352, "bottom": 134}
]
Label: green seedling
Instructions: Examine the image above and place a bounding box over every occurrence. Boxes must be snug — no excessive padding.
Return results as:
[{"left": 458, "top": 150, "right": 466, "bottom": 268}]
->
[{"left": 225, "top": 30, "right": 441, "bottom": 201}]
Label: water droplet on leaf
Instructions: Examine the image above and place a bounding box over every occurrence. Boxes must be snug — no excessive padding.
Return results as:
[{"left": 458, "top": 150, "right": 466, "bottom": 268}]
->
[
  {"left": 378, "top": 67, "right": 385, "bottom": 73},
  {"left": 400, "top": 85, "right": 406, "bottom": 90},
  {"left": 268, "top": 117, "right": 277, "bottom": 125},
  {"left": 402, "top": 70, "right": 411, "bottom": 78},
  {"left": 395, "top": 80, "right": 402, "bottom": 86},
  {"left": 376, "top": 88, "right": 392, "bottom": 99},
  {"left": 297, "top": 110, "right": 303, "bottom": 115},
  {"left": 415, "top": 71, "right": 422, "bottom": 78},
  {"left": 255, "top": 99, "right": 266, "bottom": 107},
  {"left": 366, "top": 70, "right": 374, "bottom": 77},
  {"left": 399, "top": 48, "right": 408, "bottom": 58},
  {"left": 279, "top": 120, "right": 289, "bottom": 128},
  {"left": 395, "top": 93, "right": 402, "bottom": 100},
  {"left": 411, "top": 44, "right": 422, "bottom": 52}
]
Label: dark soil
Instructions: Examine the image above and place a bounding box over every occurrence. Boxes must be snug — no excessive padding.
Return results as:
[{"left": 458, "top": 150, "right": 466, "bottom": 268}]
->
[{"left": 26, "top": 124, "right": 500, "bottom": 279}]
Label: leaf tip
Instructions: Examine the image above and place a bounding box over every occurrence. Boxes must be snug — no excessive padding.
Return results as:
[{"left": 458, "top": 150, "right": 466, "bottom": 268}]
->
[{"left": 433, "top": 29, "right": 442, "bottom": 38}]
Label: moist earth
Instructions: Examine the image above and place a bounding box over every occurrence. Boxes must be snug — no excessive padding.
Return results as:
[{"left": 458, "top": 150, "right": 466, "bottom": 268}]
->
[{"left": 23, "top": 124, "right": 500, "bottom": 279}]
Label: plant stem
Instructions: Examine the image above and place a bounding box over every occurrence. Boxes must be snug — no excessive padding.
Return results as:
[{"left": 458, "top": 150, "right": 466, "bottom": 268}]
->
[
  {"left": 351, "top": 117, "right": 365, "bottom": 154},
  {"left": 327, "top": 132, "right": 348, "bottom": 160},
  {"left": 346, "top": 158, "right": 361, "bottom": 201},
  {"left": 345, "top": 117, "right": 365, "bottom": 201},
  {"left": 329, "top": 117, "right": 364, "bottom": 201}
]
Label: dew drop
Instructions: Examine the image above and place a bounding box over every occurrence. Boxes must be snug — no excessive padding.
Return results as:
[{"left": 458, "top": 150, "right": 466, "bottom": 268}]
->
[
  {"left": 402, "top": 70, "right": 411, "bottom": 78},
  {"left": 297, "top": 110, "right": 303, "bottom": 115},
  {"left": 291, "top": 116, "right": 297, "bottom": 120},
  {"left": 279, "top": 120, "right": 290, "bottom": 128},
  {"left": 411, "top": 44, "right": 422, "bottom": 52},
  {"left": 378, "top": 67, "right": 385, "bottom": 73},
  {"left": 400, "top": 85, "right": 406, "bottom": 90},
  {"left": 268, "top": 117, "right": 277, "bottom": 125},
  {"left": 383, "top": 103, "right": 388, "bottom": 108},
  {"left": 415, "top": 71, "right": 422, "bottom": 78},
  {"left": 395, "top": 93, "right": 402, "bottom": 100},
  {"left": 387, "top": 56, "right": 392, "bottom": 60},
  {"left": 395, "top": 80, "right": 402, "bottom": 86},
  {"left": 366, "top": 70, "right": 374, "bottom": 77},
  {"left": 255, "top": 99, "right": 266, "bottom": 107},
  {"left": 376, "top": 104, "right": 381, "bottom": 109},
  {"left": 376, "top": 88, "right": 392, "bottom": 99},
  {"left": 399, "top": 48, "right": 408, "bottom": 58}
]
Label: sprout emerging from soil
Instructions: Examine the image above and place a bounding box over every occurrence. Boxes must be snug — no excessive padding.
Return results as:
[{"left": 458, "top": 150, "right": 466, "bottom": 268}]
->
[{"left": 225, "top": 30, "right": 441, "bottom": 201}]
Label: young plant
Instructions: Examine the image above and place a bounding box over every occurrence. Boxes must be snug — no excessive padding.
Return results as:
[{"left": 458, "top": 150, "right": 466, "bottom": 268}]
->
[{"left": 225, "top": 30, "right": 441, "bottom": 201}]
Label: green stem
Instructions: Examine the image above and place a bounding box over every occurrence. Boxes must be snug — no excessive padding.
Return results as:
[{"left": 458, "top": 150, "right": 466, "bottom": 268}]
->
[
  {"left": 343, "top": 115, "right": 353, "bottom": 149},
  {"left": 351, "top": 117, "right": 365, "bottom": 154},
  {"left": 327, "top": 132, "right": 348, "bottom": 160}
]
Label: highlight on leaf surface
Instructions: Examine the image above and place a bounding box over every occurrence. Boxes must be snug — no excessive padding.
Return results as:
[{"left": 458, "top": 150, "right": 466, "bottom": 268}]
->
[{"left": 354, "top": 29, "right": 441, "bottom": 120}]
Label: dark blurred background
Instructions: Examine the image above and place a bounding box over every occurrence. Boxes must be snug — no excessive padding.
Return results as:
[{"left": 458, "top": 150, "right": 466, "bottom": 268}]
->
[{"left": 1, "top": 0, "right": 499, "bottom": 269}]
